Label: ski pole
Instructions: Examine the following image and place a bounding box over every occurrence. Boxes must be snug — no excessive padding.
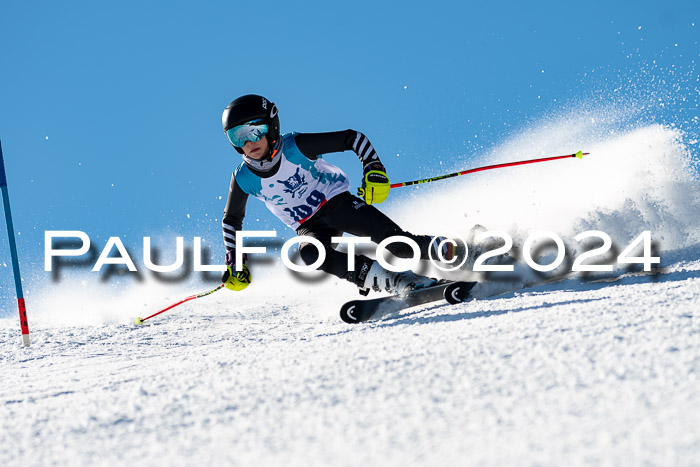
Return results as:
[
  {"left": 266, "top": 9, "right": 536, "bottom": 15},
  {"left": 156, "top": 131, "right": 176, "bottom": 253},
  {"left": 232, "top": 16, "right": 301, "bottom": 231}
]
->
[
  {"left": 135, "top": 284, "right": 225, "bottom": 325},
  {"left": 0, "top": 140, "right": 30, "bottom": 347},
  {"left": 390, "top": 150, "right": 587, "bottom": 189}
]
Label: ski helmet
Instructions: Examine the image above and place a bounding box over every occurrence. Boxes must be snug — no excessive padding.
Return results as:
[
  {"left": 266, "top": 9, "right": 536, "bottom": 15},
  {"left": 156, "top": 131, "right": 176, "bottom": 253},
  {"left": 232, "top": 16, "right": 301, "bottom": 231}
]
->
[{"left": 222, "top": 94, "right": 280, "bottom": 155}]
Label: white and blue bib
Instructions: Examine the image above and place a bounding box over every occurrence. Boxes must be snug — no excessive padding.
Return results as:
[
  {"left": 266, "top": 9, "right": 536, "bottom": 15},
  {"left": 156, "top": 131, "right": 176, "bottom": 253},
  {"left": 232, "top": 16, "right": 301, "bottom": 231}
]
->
[{"left": 234, "top": 133, "right": 350, "bottom": 229}]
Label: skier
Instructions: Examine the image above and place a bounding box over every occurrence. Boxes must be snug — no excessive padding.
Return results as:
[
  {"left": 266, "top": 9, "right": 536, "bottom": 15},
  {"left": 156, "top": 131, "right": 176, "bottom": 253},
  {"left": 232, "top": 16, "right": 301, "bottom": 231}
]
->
[{"left": 219, "top": 94, "right": 455, "bottom": 296}]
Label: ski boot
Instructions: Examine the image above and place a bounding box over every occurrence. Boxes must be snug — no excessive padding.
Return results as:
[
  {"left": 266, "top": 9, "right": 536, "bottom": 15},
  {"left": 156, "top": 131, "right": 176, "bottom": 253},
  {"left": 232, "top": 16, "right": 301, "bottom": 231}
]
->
[{"left": 354, "top": 258, "right": 438, "bottom": 296}]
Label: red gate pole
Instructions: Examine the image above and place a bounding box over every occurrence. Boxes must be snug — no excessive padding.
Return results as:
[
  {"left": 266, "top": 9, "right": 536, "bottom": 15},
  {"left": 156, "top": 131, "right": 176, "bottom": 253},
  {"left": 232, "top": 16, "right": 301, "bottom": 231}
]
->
[{"left": 0, "top": 139, "right": 30, "bottom": 346}]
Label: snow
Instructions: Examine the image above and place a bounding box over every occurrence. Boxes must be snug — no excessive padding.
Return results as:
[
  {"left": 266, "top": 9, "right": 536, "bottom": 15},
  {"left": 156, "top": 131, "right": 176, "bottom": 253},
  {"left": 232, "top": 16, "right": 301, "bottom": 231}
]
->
[
  {"left": 1, "top": 122, "right": 699, "bottom": 465},
  {"left": 2, "top": 264, "right": 698, "bottom": 466}
]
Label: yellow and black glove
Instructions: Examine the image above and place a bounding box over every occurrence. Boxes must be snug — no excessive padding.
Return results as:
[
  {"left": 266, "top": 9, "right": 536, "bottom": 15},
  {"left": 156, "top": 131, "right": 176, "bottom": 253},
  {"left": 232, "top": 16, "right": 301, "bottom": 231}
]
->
[
  {"left": 357, "top": 162, "right": 390, "bottom": 205},
  {"left": 221, "top": 250, "right": 251, "bottom": 291}
]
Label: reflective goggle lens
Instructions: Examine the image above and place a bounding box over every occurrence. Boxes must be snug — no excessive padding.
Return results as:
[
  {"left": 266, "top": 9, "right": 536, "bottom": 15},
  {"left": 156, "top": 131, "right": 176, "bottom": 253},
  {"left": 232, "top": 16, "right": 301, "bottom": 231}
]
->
[{"left": 226, "top": 119, "right": 269, "bottom": 147}]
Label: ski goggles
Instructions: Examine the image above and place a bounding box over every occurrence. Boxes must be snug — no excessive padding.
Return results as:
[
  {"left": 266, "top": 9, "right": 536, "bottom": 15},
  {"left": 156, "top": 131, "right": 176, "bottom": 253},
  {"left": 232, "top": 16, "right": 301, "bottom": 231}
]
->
[{"left": 226, "top": 119, "right": 269, "bottom": 148}]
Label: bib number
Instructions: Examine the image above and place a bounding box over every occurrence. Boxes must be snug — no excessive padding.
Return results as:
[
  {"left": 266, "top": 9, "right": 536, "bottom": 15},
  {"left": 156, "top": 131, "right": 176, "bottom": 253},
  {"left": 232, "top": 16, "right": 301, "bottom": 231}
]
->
[{"left": 283, "top": 189, "right": 326, "bottom": 223}]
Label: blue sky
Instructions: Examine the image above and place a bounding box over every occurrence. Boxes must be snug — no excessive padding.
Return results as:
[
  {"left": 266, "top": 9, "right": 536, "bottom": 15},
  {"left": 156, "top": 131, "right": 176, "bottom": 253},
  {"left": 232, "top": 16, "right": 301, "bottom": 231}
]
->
[{"left": 0, "top": 0, "right": 698, "bottom": 294}]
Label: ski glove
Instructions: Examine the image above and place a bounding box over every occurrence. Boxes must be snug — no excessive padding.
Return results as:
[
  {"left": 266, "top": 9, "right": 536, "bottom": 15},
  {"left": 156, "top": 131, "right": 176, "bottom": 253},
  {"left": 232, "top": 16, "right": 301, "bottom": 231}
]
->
[
  {"left": 357, "top": 162, "right": 390, "bottom": 205},
  {"left": 221, "top": 250, "right": 251, "bottom": 291}
]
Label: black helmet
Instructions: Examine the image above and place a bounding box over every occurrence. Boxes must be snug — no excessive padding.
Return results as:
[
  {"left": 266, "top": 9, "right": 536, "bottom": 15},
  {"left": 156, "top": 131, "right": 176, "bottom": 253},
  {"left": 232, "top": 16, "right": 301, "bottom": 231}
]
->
[{"left": 222, "top": 94, "right": 279, "bottom": 154}]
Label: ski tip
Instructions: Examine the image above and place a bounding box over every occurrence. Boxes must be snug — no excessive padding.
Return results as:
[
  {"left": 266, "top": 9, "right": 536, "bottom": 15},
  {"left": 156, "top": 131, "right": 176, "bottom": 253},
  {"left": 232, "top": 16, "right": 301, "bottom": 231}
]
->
[
  {"left": 340, "top": 303, "right": 361, "bottom": 324},
  {"left": 134, "top": 317, "right": 145, "bottom": 326},
  {"left": 575, "top": 150, "right": 584, "bottom": 159},
  {"left": 444, "top": 281, "right": 478, "bottom": 305}
]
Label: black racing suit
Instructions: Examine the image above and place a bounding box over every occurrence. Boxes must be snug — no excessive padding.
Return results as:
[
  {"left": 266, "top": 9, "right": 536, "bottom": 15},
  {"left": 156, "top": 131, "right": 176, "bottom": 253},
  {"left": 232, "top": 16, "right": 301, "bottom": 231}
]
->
[{"left": 222, "top": 130, "right": 440, "bottom": 284}]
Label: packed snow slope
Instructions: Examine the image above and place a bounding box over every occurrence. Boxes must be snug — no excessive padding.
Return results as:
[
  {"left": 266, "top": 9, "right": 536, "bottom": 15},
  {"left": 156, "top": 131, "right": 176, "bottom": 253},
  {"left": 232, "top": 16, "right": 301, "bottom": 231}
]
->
[{"left": 1, "top": 118, "right": 699, "bottom": 466}]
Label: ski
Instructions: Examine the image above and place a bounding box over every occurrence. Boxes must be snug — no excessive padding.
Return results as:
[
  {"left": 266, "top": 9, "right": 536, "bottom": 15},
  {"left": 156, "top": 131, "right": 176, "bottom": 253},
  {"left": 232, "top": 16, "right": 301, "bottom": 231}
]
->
[
  {"left": 443, "top": 281, "right": 477, "bottom": 304},
  {"left": 340, "top": 281, "right": 477, "bottom": 323}
]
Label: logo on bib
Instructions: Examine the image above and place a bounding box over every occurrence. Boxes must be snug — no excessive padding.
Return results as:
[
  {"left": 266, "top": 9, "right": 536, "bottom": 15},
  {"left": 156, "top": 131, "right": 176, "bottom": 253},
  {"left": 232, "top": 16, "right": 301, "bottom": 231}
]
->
[{"left": 277, "top": 167, "right": 309, "bottom": 199}]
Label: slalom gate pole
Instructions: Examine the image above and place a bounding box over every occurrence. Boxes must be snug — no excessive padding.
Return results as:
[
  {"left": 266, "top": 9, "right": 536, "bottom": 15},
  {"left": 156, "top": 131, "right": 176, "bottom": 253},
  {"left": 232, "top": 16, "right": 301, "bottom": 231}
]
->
[
  {"left": 390, "top": 150, "right": 588, "bottom": 189},
  {"left": 0, "top": 140, "right": 30, "bottom": 347},
  {"left": 135, "top": 284, "right": 225, "bottom": 325}
]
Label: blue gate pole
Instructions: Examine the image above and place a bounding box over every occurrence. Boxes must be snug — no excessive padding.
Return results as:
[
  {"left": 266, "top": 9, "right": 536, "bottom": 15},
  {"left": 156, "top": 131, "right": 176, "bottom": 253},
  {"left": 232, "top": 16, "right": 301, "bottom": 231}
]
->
[{"left": 0, "top": 139, "right": 30, "bottom": 347}]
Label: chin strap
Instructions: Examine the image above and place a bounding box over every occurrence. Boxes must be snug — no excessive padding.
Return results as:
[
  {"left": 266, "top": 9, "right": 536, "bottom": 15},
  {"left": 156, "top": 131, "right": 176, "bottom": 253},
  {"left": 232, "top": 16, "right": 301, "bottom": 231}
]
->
[
  {"left": 261, "top": 138, "right": 280, "bottom": 162},
  {"left": 268, "top": 140, "right": 279, "bottom": 160}
]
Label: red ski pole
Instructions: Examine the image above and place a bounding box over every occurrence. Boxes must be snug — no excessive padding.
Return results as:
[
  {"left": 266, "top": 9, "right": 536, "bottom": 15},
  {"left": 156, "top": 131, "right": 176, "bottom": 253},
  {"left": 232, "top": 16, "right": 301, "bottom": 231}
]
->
[
  {"left": 135, "top": 284, "right": 225, "bottom": 325},
  {"left": 390, "top": 150, "right": 588, "bottom": 189}
]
